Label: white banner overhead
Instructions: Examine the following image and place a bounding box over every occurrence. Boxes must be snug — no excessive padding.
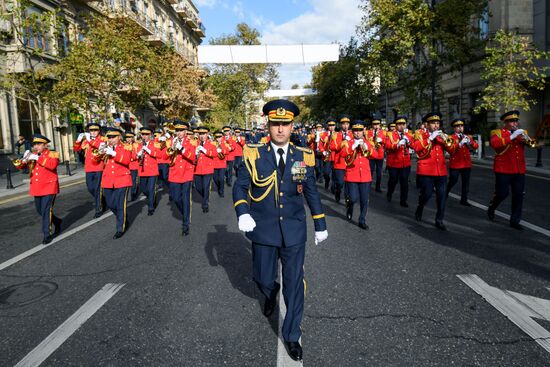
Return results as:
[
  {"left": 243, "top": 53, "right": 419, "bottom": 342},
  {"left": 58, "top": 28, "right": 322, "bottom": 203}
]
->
[
  {"left": 264, "top": 89, "right": 318, "bottom": 98},
  {"left": 198, "top": 44, "right": 340, "bottom": 64}
]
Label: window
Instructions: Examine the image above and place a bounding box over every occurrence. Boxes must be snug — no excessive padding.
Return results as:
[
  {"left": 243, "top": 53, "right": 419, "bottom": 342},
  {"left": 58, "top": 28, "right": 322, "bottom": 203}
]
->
[
  {"left": 57, "top": 23, "right": 69, "bottom": 57},
  {"left": 479, "top": 7, "right": 489, "bottom": 40},
  {"left": 23, "top": 6, "right": 50, "bottom": 52}
]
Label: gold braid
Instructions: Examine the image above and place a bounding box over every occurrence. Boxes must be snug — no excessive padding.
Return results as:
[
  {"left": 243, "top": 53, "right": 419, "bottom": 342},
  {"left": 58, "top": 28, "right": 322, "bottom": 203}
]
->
[{"left": 243, "top": 145, "right": 279, "bottom": 206}]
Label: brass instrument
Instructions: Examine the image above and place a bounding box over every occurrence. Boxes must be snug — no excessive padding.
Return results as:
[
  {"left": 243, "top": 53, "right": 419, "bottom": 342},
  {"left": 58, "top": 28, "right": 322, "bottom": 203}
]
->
[
  {"left": 522, "top": 130, "right": 538, "bottom": 148},
  {"left": 399, "top": 132, "right": 410, "bottom": 156},
  {"left": 11, "top": 150, "right": 37, "bottom": 176},
  {"left": 166, "top": 122, "right": 175, "bottom": 132},
  {"left": 322, "top": 133, "right": 333, "bottom": 162},
  {"left": 216, "top": 141, "right": 226, "bottom": 159},
  {"left": 437, "top": 130, "right": 454, "bottom": 147},
  {"left": 167, "top": 138, "right": 181, "bottom": 167},
  {"left": 372, "top": 129, "right": 381, "bottom": 150}
]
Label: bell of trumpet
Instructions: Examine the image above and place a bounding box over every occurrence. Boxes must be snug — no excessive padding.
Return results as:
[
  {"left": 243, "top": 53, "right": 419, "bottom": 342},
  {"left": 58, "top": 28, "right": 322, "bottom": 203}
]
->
[{"left": 445, "top": 136, "right": 454, "bottom": 147}]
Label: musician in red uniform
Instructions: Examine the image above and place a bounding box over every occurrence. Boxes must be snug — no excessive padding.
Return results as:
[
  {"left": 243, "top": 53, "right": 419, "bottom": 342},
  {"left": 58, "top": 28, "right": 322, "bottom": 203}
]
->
[
  {"left": 319, "top": 118, "right": 337, "bottom": 191},
  {"left": 222, "top": 126, "right": 237, "bottom": 186},
  {"left": 233, "top": 127, "right": 245, "bottom": 178},
  {"left": 194, "top": 126, "right": 216, "bottom": 213},
  {"left": 329, "top": 115, "right": 352, "bottom": 202},
  {"left": 412, "top": 112, "right": 453, "bottom": 230},
  {"left": 488, "top": 110, "right": 531, "bottom": 230},
  {"left": 156, "top": 126, "right": 172, "bottom": 198},
  {"left": 13, "top": 134, "right": 61, "bottom": 244},
  {"left": 446, "top": 118, "right": 479, "bottom": 206},
  {"left": 124, "top": 131, "right": 140, "bottom": 201},
  {"left": 366, "top": 118, "right": 386, "bottom": 193},
  {"left": 137, "top": 127, "right": 161, "bottom": 216},
  {"left": 212, "top": 130, "right": 230, "bottom": 197},
  {"left": 100, "top": 128, "right": 132, "bottom": 238},
  {"left": 340, "top": 121, "right": 374, "bottom": 229},
  {"left": 73, "top": 122, "right": 105, "bottom": 218},
  {"left": 385, "top": 116, "right": 413, "bottom": 207},
  {"left": 164, "top": 122, "right": 196, "bottom": 235},
  {"left": 307, "top": 123, "right": 324, "bottom": 182}
]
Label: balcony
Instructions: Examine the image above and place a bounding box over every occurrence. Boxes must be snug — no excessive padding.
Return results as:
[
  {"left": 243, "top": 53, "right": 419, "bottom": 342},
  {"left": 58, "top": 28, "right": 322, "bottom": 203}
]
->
[
  {"left": 142, "top": 27, "right": 168, "bottom": 47},
  {"left": 173, "top": 40, "right": 197, "bottom": 65},
  {"left": 125, "top": 8, "right": 155, "bottom": 36},
  {"left": 166, "top": 0, "right": 178, "bottom": 4},
  {"left": 173, "top": 3, "right": 189, "bottom": 17},
  {"left": 185, "top": 15, "right": 198, "bottom": 29},
  {"left": 193, "top": 22, "right": 205, "bottom": 37}
]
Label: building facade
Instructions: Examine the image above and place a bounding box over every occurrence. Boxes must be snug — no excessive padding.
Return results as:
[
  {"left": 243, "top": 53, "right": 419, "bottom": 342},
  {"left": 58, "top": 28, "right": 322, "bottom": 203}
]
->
[
  {"left": 378, "top": 0, "right": 550, "bottom": 143},
  {"left": 0, "top": 0, "right": 205, "bottom": 169}
]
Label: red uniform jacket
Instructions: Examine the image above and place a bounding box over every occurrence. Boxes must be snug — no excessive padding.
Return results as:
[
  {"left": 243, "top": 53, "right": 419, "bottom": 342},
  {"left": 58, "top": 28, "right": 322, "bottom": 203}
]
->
[
  {"left": 213, "top": 141, "right": 230, "bottom": 169},
  {"left": 129, "top": 142, "right": 140, "bottom": 171},
  {"left": 194, "top": 140, "right": 216, "bottom": 175},
  {"left": 340, "top": 138, "right": 374, "bottom": 182},
  {"left": 223, "top": 136, "right": 237, "bottom": 161},
  {"left": 101, "top": 144, "right": 132, "bottom": 189},
  {"left": 155, "top": 137, "right": 170, "bottom": 164},
  {"left": 137, "top": 140, "right": 161, "bottom": 177},
  {"left": 17, "top": 149, "right": 60, "bottom": 196},
  {"left": 448, "top": 133, "right": 479, "bottom": 169},
  {"left": 319, "top": 131, "right": 336, "bottom": 162},
  {"left": 385, "top": 131, "right": 413, "bottom": 168},
  {"left": 490, "top": 128, "right": 526, "bottom": 174},
  {"left": 233, "top": 135, "right": 245, "bottom": 157},
  {"left": 330, "top": 130, "right": 353, "bottom": 170},
  {"left": 73, "top": 136, "right": 105, "bottom": 173},
  {"left": 366, "top": 129, "right": 386, "bottom": 160},
  {"left": 412, "top": 130, "right": 451, "bottom": 177},
  {"left": 164, "top": 138, "right": 196, "bottom": 183}
]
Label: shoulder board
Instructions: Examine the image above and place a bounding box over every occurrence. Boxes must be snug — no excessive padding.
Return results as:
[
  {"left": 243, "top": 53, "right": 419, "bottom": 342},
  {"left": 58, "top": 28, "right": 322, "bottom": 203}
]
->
[
  {"left": 490, "top": 129, "right": 502, "bottom": 138},
  {"left": 154, "top": 142, "right": 162, "bottom": 149},
  {"left": 246, "top": 143, "right": 264, "bottom": 148},
  {"left": 48, "top": 151, "right": 60, "bottom": 159},
  {"left": 101, "top": 136, "right": 107, "bottom": 142},
  {"left": 414, "top": 130, "right": 424, "bottom": 140},
  {"left": 295, "top": 146, "right": 313, "bottom": 154},
  {"left": 124, "top": 144, "right": 133, "bottom": 151}
]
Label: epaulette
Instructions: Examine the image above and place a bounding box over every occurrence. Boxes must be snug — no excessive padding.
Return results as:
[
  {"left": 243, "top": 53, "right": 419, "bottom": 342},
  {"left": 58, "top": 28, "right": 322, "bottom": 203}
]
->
[
  {"left": 296, "top": 146, "right": 315, "bottom": 167},
  {"left": 124, "top": 144, "right": 133, "bottom": 151},
  {"left": 414, "top": 130, "right": 424, "bottom": 140},
  {"left": 490, "top": 129, "right": 502, "bottom": 138},
  {"left": 154, "top": 142, "right": 162, "bottom": 149},
  {"left": 243, "top": 144, "right": 263, "bottom": 162},
  {"left": 100, "top": 136, "right": 107, "bottom": 142},
  {"left": 48, "top": 151, "right": 59, "bottom": 159}
]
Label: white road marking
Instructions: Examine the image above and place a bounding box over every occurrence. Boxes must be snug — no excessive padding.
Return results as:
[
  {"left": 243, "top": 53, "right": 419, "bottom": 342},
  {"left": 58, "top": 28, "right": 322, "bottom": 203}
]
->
[
  {"left": 0, "top": 196, "right": 146, "bottom": 271},
  {"left": 471, "top": 163, "right": 550, "bottom": 181},
  {"left": 458, "top": 274, "right": 550, "bottom": 354},
  {"left": 277, "top": 265, "right": 302, "bottom": 366},
  {"left": 15, "top": 283, "right": 125, "bottom": 367},
  {"left": 448, "top": 192, "right": 550, "bottom": 238}
]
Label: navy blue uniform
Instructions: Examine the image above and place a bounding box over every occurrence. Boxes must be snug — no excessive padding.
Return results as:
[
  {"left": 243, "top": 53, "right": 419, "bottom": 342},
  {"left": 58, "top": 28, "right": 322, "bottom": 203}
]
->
[
  {"left": 86, "top": 171, "right": 103, "bottom": 215},
  {"left": 233, "top": 143, "right": 326, "bottom": 342}
]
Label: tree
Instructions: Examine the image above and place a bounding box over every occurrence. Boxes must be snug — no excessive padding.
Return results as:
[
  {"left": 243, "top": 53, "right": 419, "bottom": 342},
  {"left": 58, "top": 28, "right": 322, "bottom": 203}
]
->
[
  {"left": 205, "top": 23, "right": 278, "bottom": 127},
  {"left": 358, "top": 0, "right": 488, "bottom": 114},
  {"left": 476, "top": 30, "right": 549, "bottom": 114},
  {"left": 306, "top": 38, "right": 378, "bottom": 121}
]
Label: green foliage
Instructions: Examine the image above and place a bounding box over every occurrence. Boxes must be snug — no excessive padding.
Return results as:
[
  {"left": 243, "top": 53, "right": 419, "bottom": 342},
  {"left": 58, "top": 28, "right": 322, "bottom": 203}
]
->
[
  {"left": 205, "top": 23, "right": 278, "bottom": 127},
  {"left": 307, "top": 38, "right": 378, "bottom": 121},
  {"left": 476, "top": 30, "right": 549, "bottom": 113}
]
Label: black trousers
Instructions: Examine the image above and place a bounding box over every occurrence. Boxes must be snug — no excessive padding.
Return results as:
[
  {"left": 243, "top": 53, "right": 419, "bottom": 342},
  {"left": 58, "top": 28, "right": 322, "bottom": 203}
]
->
[
  {"left": 489, "top": 173, "right": 525, "bottom": 225},
  {"left": 417, "top": 175, "right": 447, "bottom": 223},
  {"left": 447, "top": 168, "right": 471, "bottom": 203},
  {"left": 387, "top": 166, "right": 410, "bottom": 204},
  {"left": 34, "top": 195, "right": 58, "bottom": 238},
  {"left": 369, "top": 158, "right": 384, "bottom": 190}
]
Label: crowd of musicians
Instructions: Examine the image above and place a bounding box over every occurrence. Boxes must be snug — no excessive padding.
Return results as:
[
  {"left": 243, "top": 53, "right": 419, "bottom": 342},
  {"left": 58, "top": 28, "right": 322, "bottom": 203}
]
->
[{"left": 13, "top": 109, "right": 535, "bottom": 245}]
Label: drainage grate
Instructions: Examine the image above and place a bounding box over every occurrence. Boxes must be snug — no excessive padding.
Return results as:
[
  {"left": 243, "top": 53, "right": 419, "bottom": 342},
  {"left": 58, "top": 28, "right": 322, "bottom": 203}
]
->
[{"left": 0, "top": 281, "right": 58, "bottom": 308}]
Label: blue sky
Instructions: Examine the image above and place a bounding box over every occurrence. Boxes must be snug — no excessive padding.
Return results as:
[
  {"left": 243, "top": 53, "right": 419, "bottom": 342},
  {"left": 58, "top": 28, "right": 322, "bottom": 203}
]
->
[{"left": 194, "top": 0, "right": 363, "bottom": 89}]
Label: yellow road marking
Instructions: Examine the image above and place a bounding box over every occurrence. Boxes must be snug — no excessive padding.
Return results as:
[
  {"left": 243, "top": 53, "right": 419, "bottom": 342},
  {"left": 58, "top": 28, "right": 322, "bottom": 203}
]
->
[{"left": 0, "top": 179, "right": 85, "bottom": 206}]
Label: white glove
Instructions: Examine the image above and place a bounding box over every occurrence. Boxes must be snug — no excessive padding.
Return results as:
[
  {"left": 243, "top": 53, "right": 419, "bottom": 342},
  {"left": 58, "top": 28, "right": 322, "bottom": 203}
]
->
[
  {"left": 28, "top": 153, "right": 39, "bottom": 161},
  {"left": 216, "top": 148, "right": 222, "bottom": 153},
  {"left": 376, "top": 137, "right": 383, "bottom": 143},
  {"left": 143, "top": 146, "right": 151, "bottom": 154},
  {"left": 352, "top": 140, "right": 361, "bottom": 150},
  {"left": 84, "top": 132, "right": 91, "bottom": 141},
  {"left": 429, "top": 131, "right": 439, "bottom": 141},
  {"left": 105, "top": 146, "right": 116, "bottom": 157},
  {"left": 314, "top": 230, "right": 328, "bottom": 245},
  {"left": 237, "top": 136, "right": 241, "bottom": 142},
  {"left": 345, "top": 135, "right": 351, "bottom": 141},
  {"left": 175, "top": 141, "right": 183, "bottom": 151},
  {"left": 459, "top": 137, "right": 469, "bottom": 147},
  {"left": 164, "top": 132, "right": 171, "bottom": 139},
  {"left": 397, "top": 139, "right": 406, "bottom": 147},
  {"left": 238, "top": 214, "right": 256, "bottom": 232},
  {"left": 22, "top": 150, "right": 31, "bottom": 159},
  {"left": 77, "top": 133, "right": 85, "bottom": 142},
  {"left": 323, "top": 151, "right": 329, "bottom": 156},
  {"left": 159, "top": 136, "right": 167, "bottom": 142},
  {"left": 510, "top": 129, "right": 524, "bottom": 140},
  {"left": 198, "top": 145, "right": 207, "bottom": 154}
]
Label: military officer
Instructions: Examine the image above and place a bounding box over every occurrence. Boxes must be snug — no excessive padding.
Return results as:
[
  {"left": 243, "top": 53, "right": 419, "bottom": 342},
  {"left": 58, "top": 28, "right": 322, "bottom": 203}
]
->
[
  {"left": 212, "top": 130, "right": 230, "bottom": 197},
  {"left": 222, "top": 125, "right": 237, "bottom": 186},
  {"left": 194, "top": 126, "right": 216, "bottom": 213},
  {"left": 13, "top": 134, "right": 61, "bottom": 244},
  {"left": 385, "top": 116, "right": 413, "bottom": 207},
  {"left": 100, "top": 128, "right": 132, "bottom": 238},
  {"left": 446, "top": 118, "right": 479, "bottom": 206},
  {"left": 412, "top": 112, "right": 453, "bottom": 230},
  {"left": 488, "top": 110, "right": 532, "bottom": 230},
  {"left": 73, "top": 122, "right": 105, "bottom": 218},
  {"left": 340, "top": 121, "right": 375, "bottom": 229},
  {"left": 164, "top": 122, "right": 196, "bottom": 236},
  {"left": 125, "top": 131, "right": 140, "bottom": 201},
  {"left": 329, "top": 115, "right": 352, "bottom": 202},
  {"left": 366, "top": 118, "right": 386, "bottom": 193},
  {"left": 233, "top": 99, "right": 327, "bottom": 362},
  {"left": 137, "top": 127, "right": 160, "bottom": 216},
  {"left": 319, "top": 118, "right": 337, "bottom": 191}
]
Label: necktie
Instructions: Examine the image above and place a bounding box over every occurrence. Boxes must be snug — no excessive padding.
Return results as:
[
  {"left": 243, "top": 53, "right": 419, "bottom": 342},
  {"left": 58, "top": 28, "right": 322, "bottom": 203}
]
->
[{"left": 277, "top": 148, "right": 285, "bottom": 174}]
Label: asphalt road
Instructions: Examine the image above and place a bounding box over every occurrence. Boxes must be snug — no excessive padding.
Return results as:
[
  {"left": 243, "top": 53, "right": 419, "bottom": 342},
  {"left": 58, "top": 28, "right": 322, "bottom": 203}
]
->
[{"left": 1, "top": 166, "right": 550, "bottom": 366}]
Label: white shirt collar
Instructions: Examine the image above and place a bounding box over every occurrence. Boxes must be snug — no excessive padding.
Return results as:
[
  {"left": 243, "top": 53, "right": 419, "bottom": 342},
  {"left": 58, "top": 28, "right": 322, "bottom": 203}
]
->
[{"left": 271, "top": 142, "right": 289, "bottom": 158}]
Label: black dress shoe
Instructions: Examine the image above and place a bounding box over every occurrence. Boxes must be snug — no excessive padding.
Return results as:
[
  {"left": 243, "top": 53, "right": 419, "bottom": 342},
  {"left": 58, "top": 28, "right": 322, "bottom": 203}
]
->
[
  {"left": 487, "top": 206, "right": 495, "bottom": 221},
  {"left": 219, "top": 193, "right": 224, "bottom": 198},
  {"left": 460, "top": 201, "right": 472, "bottom": 207},
  {"left": 147, "top": 209, "right": 155, "bottom": 216},
  {"left": 42, "top": 236, "right": 53, "bottom": 245},
  {"left": 358, "top": 222, "right": 369, "bottom": 230},
  {"left": 415, "top": 206, "right": 423, "bottom": 221},
  {"left": 203, "top": 207, "right": 209, "bottom": 213},
  {"left": 335, "top": 191, "right": 340, "bottom": 203},
  {"left": 386, "top": 193, "right": 392, "bottom": 202},
  {"left": 435, "top": 221, "right": 447, "bottom": 231},
  {"left": 346, "top": 204, "right": 353, "bottom": 221},
  {"left": 510, "top": 222, "right": 524, "bottom": 230},
  {"left": 53, "top": 217, "right": 62, "bottom": 235},
  {"left": 94, "top": 212, "right": 103, "bottom": 219},
  {"left": 113, "top": 231, "right": 124, "bottom": 239},
  {"left": 285, "top": 341, "right": 303, "bottom": 361},
  {"left": 263, "top": 295, "right": 277, "bottom": 317},
  {"left": 400, "top": 202, "right": 409, "bottom": 208},
  {"left": 182, "top": 228, "right": 190, "bottom": 236}
]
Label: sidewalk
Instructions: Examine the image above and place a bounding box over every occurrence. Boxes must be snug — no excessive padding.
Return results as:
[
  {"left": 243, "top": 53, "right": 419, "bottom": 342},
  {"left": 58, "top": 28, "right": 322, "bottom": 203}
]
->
[
  {"left": 0, "top": 162, "right": 85, "bottom": 202},
  {"left": 474, "top": 146, "right": 550, "bottom": 177}
]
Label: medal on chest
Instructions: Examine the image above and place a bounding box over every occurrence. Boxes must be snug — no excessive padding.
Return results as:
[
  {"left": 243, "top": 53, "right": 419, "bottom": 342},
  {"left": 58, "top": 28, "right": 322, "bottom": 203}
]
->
[{"left": 291, "top": 161, "right": 307, "bottom": 193}]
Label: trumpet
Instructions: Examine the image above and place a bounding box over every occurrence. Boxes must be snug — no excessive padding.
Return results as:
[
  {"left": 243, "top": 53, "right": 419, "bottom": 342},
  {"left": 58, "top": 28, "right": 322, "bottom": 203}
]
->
[
  {"left": 522, "top": 131, "right": 538, "bottom": 148},
  {"left": 437, "top": 130, "right": 454, "bottom": 147},
  {"left": 12, "top": 149, "right": 37, "bottom": 176},
  {"left": 167, "top": 138, "right": 181, "bottom": 167},
  {"left": 216, "top": 141, "right": 226, "bottom": 160}
]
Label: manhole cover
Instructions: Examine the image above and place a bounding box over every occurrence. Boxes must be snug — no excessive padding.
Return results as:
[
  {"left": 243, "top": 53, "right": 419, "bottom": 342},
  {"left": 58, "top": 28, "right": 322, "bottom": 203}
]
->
[{"left": 0, "top": 281, "right": 58, "bottom": 308}]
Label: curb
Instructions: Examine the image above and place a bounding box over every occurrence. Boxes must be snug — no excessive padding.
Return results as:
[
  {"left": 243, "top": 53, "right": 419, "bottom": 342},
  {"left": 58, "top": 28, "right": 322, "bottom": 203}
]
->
[{"left": 0, "top": 172, "right": 86, "bottom": 204}]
